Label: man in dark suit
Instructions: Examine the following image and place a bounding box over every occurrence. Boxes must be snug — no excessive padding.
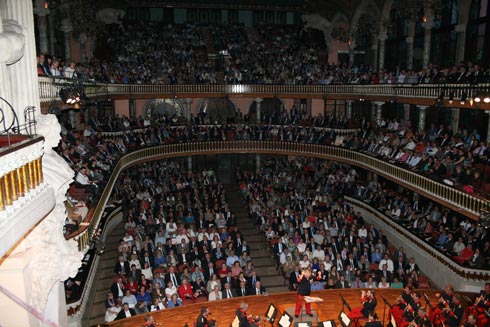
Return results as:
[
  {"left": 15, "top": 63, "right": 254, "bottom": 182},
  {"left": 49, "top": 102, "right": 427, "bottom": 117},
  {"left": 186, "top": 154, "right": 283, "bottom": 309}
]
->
[
  {"left": 116, "top": 302, "right": 136, "bottom": 320},
  {"left": 246, "top": 271, "right": 261, "bottom": 288},
  {"left": 127, "top": 264, "right": 142, "bottom": 283},
  {"left": 204, "top": 262, "right": 216, "bottom": 282},
  {"left": 177, "top": 248, "right": 190, "bottom": 265},
  {"left": 377, "top": 264, "right": 392, "bottom": 283},
  {"left": 111, "top": 277, "right": 126, "bottom": 299},
  {"left": 289, "top": 266, "right": 301, "bottom": 291},
  {"left": 237, "top": 240, "right": 251, "bottom": 256},
  {"left": 237, "top": 280, "right": 248, "bottom": 297},
  {"left": 247, "top": 281, "right": 267, "bottom": 296},
  {"left": 221, "top": 271, "right": 235, "bottom": 289},
  {"left": 221, "top": 282, "right": 237, "bottom": 299},
  {"left": 164, "top": 266, "right": 180, "bottom": 287},
  {"left": 114, "top": 256, "right": 130, "bottom": 276},
  {"left": 335, "top": 274, "right": 350, "bottom": 289}
]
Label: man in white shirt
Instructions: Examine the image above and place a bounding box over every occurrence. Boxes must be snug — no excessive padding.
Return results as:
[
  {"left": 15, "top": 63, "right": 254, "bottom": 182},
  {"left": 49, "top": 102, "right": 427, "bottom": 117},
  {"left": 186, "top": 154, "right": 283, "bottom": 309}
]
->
[
  {"left": 379, "top": 254, "right": 394, "bottom": 272},
  {"left": 312, "top": 245, "right": 325, "bottom": 262},
  {"left": 122, "top": 290, "right": 138, "bottom": 309}
]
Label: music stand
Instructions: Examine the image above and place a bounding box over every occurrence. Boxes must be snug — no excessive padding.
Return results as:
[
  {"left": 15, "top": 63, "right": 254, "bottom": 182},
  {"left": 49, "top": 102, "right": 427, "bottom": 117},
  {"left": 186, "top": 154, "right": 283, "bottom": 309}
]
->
[
  {"left": 293, "top": 322, "right": 312, "bottom": 327},
  {"left": 339, "top": 295, "right": 352, "bottom": 312},
  {"left": 318, "top": 320, "right": 336, "bottom": 327},
  {"left": 380, "top": 294, "right": 392, "bottom": 327},
  {"left": 265, "top": 303, "right": 278, "bottom": 325},
  {"left": 423, "top": 293, "right": 434, "bottom": 310},
  {"left": 278, "top": 311, "right": 294, "bottom": 327},
  {"left": 338, "top": 311, "right": 352, "bottom": 327}
]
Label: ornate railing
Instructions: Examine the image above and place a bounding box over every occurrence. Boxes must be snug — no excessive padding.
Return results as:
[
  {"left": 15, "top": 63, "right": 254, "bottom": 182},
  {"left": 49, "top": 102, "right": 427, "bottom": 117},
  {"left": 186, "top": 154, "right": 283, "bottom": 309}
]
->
[
  {"left": 0, "top": 136, "right": 44, "bottom": 214},
  {"left": 67, "top": 140, "right": 490, "bottom": 316},
  {"left": 346, "top": 196, "right": 490, "bottom": 281},
  {"left": 75, "top": 141, "right": 490, "bottom": 250},
  {"left": 38, "top": 77, "right": 490, "bottom": 107}
]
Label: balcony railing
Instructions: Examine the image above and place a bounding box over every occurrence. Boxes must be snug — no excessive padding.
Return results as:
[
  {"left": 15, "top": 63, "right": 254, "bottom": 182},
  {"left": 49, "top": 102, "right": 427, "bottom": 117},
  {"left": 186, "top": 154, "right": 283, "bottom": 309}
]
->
[
  {"left": 75, "top": 141, "right": 490, "bottom": 250},
  {"left": 38, "top": 77, "right": 490, "bottom": 106},
  {"left": 66, "top": 140, "right": 490, "bottom": 316},
  {"left": 0, "top": 136, "right": 44, "bottom": 214}
]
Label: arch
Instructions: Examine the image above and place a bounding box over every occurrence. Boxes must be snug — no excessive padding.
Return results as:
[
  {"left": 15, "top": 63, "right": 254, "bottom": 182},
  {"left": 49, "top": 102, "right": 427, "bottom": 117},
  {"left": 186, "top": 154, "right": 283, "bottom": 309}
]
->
[
  {"left": 144, "top": 98, "right": 185, "bottom": 122},
  {"left": 350, "top": 0, "right": 381, "bottom": 34},
  {"left": 381, "top": 0, "right": 395, "bottom": 24},
  {"left": 196, "top": 97, "right": 238, "bottom": 124},
  {"left": 247, "top": 98, "right": 285, "bottom": 124}
]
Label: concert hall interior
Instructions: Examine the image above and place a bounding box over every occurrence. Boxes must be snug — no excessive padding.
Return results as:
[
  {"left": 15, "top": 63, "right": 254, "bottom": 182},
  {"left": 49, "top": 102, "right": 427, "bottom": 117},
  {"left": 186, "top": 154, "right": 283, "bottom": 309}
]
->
[{"left": 2, "top": 0, "right": 490, "bottom": 327}]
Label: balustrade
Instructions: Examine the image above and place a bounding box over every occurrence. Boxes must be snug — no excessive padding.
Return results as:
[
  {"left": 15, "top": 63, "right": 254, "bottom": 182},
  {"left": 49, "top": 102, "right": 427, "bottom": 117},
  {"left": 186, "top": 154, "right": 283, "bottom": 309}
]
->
[{"left": 0, "top": 136, "right": 44, "bottom": 215}]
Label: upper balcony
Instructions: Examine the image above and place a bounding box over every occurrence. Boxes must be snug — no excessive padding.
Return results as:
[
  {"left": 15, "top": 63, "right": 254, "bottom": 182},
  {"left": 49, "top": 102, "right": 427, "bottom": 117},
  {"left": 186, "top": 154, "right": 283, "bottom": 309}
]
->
[{"left": 38, "top": 77, "right": 490, "bottom": 110}]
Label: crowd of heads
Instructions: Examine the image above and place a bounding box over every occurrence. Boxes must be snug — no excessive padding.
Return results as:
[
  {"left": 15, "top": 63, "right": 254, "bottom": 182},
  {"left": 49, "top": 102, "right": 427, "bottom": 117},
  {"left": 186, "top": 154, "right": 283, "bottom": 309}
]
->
[{"left": 37, "top": 20, "right": 490, "bottom": 85}]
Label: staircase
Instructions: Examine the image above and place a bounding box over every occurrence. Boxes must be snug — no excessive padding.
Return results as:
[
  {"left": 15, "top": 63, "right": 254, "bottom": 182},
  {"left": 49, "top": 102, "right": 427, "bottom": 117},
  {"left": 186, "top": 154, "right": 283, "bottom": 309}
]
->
[
  {"left": 225, "top": 185, "right": 289, "bottom": 294},
  {"left": 84, "top": 220, "right": 125, "bottom": 326}
]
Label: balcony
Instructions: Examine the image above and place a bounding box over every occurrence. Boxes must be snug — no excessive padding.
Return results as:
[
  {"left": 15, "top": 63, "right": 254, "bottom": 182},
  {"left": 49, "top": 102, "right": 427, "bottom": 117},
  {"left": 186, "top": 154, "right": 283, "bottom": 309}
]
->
[
  {"left": 0, "top": 135, "right": 54, "bottom": 258},
  {"left": 38, "top": 77, "right": 490, "bottom": 110}
]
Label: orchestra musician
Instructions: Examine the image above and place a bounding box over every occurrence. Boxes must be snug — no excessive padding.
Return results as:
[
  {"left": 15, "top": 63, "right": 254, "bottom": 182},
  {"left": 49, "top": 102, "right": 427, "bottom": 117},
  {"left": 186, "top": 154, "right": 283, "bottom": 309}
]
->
[
  {"left": 409, "top": 307, "right": 432, "bottom": 327},
  {"left": 143, "top": 314, "right": 160, "bottom": 327},
  {"left": 390, "top": 286, "right": 416, "bottom": 326},
  {"left": 348, "top": 290, "right": 377, "bottom": 327},
  {"left": 461, "top": 313, "right": 478, "bottom": 327},
  {"left": 469, "top": 282, "right": 490, "bottom": 326},
  {"left": 196, "top": 306, "right": 210, "bottom": 327},
  {"left": 442, "top": 294, "right": 464, "bottom": 327},
  {"left": 235, "top": 302, "right": 252, "bottom": 327},
  {"left": 430, "top": 284, "right": 454, "bottom": 324},
  {"left": 294, "top": 268, "right": 322, "bottom": 318}
]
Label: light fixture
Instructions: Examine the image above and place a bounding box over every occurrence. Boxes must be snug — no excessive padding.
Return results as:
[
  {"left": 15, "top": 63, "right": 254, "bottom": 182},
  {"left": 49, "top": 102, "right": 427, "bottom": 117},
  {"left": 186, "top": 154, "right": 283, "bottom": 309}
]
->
[
  {"left": 484, "top": 96, "right": 490, "bottom": 104},
  {"left": 447, "top": 91, "right": 454, "bottom": 104},
  {"left": 475, "top": 95, "right": 482, "bottom": 103},
  {"left": 460, "top": 92, "right": 467, "bottom": 105},
  {"left": 59, "top": 87, "right": 81, "bottom": 105}
]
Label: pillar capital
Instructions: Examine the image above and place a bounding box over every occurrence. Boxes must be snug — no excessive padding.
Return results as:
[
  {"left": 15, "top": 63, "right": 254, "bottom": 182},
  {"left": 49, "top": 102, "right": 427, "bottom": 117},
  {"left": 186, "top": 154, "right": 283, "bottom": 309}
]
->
[
  {"left": 417, "top": 105, "right": 429, "bottom": 110},
  {"left": 184, "top": 98, "right": 193, "bottom": 104},
  {"left": 372, "top": 101, "right": 385, "bottom": 106},
  {"left": 254, "top": 97, "right": 263, "bottom": 104},
  {"left": 378, "top": 32, "right": 388, "bottom": 41},
  {"left": 405, "top": 36, "right": 414, "bottom": 43}
]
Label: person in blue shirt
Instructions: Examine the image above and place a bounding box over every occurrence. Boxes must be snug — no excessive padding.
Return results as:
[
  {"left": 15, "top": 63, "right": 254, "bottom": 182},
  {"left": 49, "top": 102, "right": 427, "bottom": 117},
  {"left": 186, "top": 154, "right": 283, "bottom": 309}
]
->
[
  {"left": 371, "top": 248, "right": 382, "bottom": 263},
  {"left": 135, "top": 286, "right": 152, "bottom": 313}
]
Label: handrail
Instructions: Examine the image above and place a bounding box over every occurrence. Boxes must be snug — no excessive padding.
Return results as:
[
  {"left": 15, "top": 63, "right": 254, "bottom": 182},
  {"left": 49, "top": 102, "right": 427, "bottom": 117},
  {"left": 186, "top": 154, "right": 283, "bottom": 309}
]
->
[
  {"left": 345, "top": 196, "right": 490, "bottom": 281},
  {"left": 38, "top": 76, "right": 490, "bottom": 108},
  {"left": 76, "top": 141, "right": 490, "bottom": 251},
  {"left": 69, "top": 140, "right": 490, "bottom": 317}
]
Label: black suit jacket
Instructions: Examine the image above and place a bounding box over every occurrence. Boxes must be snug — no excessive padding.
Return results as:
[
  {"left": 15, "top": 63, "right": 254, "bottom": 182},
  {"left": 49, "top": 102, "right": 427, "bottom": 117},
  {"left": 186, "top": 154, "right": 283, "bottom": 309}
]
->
[
  {"left": 113, "top": 261, "right": 131, "bottom": 275},
  {"left": 221, "top": 288, "right": 237, "bottom": 299},
  {"left": 247, "top": 286, "right": 267, "bottom": 296},
  {"left": 116, "top": 308, "right": 136, "bottom": 320}
]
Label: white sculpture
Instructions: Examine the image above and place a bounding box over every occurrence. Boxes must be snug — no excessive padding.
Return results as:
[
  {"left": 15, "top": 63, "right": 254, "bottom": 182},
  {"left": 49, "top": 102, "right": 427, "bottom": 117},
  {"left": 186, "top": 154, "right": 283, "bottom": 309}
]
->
[
  {"left": 0, "top": 19, "right": 25, "bottom": 65},
  {"left": 301, "top": 13, "right": 334, "bottom": 51},
  {"left": 96, "top": 8, "right": 125, "bottom": 29}
]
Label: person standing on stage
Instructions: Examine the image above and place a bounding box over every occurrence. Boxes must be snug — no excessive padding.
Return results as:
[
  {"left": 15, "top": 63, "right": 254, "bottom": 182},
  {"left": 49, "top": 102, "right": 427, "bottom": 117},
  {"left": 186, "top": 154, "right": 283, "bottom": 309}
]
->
[
  {"left": 196, "top": 306, "right": 210, "bottom": 327},
  {"left": 235, "top": 302, "right": 252, "bottom": 327},
  {"left": 294, "top": 268, "right": 322, "bottom": 318}
]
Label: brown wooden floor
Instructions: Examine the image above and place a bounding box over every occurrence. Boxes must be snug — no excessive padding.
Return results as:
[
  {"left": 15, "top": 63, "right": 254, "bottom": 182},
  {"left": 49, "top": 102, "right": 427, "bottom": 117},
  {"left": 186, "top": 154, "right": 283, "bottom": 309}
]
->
[{"left": 106, "top": 289, "right": 441, "bottom": 327}]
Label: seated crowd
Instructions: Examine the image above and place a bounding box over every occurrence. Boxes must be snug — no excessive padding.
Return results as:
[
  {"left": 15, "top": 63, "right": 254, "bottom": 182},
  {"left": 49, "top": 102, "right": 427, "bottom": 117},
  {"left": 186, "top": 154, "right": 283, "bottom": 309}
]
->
[
  {"left": 104, "top": 161, "right": 261, "bottom": 322},
  {"left": 237, "top": 157, "right": 424, "bottom": 291},
  {"left": 37, "top": 21, "right": 490, "bottom": 85}
]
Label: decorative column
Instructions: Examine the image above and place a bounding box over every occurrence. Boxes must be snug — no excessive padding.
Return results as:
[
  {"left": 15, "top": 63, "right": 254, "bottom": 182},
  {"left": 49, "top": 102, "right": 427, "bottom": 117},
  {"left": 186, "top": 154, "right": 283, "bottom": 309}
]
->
[
  {"left": 129, "top": 98, "right": 136, "bottom": 119},
  {"left": 370, "top": 102, "right": 377, "bottom": 121},
  {"left": 422, "top": 15, "right": 434, "bottom": 67},
  {"left": 188, "top": 156, "right": 192, "bottom": 172},
  {"left": 406, "top": 21, "right": 415, "bottom": 70},
  {"left": 371, "top": 34, "right": 378, "bottom": 73},
  {"left": 418, "top": 105, "right": 428, "bottom": 132},
  {"left": 2, "top": 0, "right": 41, "bottom": 126},
  {"left": 79, "top": 32, "right": 87, "bottom": 63},
  {"left": 33, "top": 0, "right": 49, "bottom": 54},
  {"left": 184, "top": 98, "right": 192, "bottom": 121},
  {"left": 255, "top": 98, "right": 263, "bottom": 124},
  {"left": 345, "top": 100, "right": 353, "bottom": 120},
  {"left": 378, "top": 33, "right": 387, "bottom": 74},
  {"left": 60, "top": 18, "right": 73, "bottom": 62},
  {"left": 348, "top": 42, "right": 356, "bottom": 67},
  {"left": 454, "top": 24, "right": 466, "bottom": 64},
  {"left": 373, "top": 102, "right": 384, "bottom": 123},
  {"left": 48, "top": 10, "right": 55, "bottom": 54},
  {"left": 404, "top": 104, "right": 411, "bottom": 122},
  {"left": 450, "top": 108, "right": 460, "bottom": 134},
  {"left": 256, "top": 154, "right": 261, "bottom": 174},
  {"left": 486, "top": 111, "right": 490, "bottom": 143}
]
